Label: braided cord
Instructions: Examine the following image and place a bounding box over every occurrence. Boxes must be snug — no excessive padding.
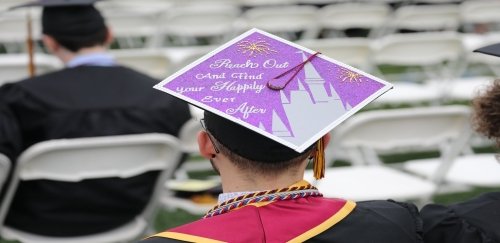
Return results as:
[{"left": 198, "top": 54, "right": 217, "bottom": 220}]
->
[{"left": 204, "top": 185, "right": 322, "bottom": 218}]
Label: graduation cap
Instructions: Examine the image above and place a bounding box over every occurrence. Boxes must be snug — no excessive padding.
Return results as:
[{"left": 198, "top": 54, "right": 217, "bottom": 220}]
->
[
  {"left": 8, "top": 0, "right": 105, "bottom": 77},
  {"left": 155, "top": 29, "right": 392, "bottom": 179},
  {"left": 473, "top": 43, "right": 500, "bottom": 58}
]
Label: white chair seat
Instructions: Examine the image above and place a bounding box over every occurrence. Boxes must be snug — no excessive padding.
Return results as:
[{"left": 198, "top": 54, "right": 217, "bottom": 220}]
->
[
  {"left": 1, "top": 219, "right": 147, "bottom": 243},
  {"left": 446, "top": 76, "right": 494, "bottom": 101},
  {"left": 404, "top": 154, "right": 500, "bottom": 187},
  {"left": 304, "top": 166, "right": 436, "bottom": 201},
  {"left": 373, "top": 82, "right": 441, "bottom": 104}
]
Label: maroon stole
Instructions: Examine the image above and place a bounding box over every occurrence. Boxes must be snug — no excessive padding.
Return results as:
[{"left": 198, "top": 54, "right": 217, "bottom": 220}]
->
[{"left": 151, "top": 195, "right": 356, "bottom": 242}]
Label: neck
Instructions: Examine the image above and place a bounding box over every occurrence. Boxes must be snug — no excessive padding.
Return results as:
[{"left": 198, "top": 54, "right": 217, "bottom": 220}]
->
[
  {"left": 217, "top": 158, "right": 307, "bottom": 193},
  {"left": 57, "top": 46, "right": 107, "bottom": 64}
]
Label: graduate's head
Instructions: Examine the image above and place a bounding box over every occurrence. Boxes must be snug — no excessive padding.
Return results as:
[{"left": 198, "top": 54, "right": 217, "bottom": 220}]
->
[
  {"left": 156, "top": 29, "right": 392, "bottom": 180},
  {"left": 42, "top": 5, "right": 110, "bottom": 52},
  {"left": 473, "top": 43, "right": 500, "bottom": 148}
]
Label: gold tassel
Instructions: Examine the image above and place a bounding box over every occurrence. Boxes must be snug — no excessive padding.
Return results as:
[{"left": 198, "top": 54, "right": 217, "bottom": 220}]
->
[{"left": 313, "top": 139, "right": 325, "bottom": 180}]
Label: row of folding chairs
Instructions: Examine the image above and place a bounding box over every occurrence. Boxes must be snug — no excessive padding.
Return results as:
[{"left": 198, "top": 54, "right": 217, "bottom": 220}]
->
[
  {"left": 2, "top": 31, "right": 498, "bottom": 105},
  {"left": 1, "top": 0, "right": 499, "bottom": 49}
]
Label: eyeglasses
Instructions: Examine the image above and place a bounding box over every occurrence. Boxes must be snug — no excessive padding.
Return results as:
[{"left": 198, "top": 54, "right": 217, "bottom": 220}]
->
[{"left": 200, "top": 118, "right": 220, "bottom": 154}]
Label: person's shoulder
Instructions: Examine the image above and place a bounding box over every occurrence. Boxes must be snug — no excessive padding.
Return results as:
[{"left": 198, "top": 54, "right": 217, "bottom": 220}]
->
[
  {"left": 421, "top": 192, "right": 500, "bottom": 243},
  {"left": 315, "top": 199, "right": 423, "bottom": 243}
]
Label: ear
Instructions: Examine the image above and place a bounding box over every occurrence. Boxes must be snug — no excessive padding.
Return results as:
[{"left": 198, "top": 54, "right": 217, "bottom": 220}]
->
[
  {"left": 322, "top": 133, "right": 331, "bottom": 148},
  {"left": 197, "top": 131, "right": 216, "bottom": 159},
  {"left": 104, "top": 27, "right": 114, "bottom": 46},
  {"left": 42, "top": 35, "right": 59, "bottom": 53}
]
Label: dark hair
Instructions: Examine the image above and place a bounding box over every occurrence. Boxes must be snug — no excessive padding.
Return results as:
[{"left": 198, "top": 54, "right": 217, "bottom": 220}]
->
[
  {"left": 211, "top": 135, "right": 315, "bottom": 176},
  {"left": 472, "top": 79, "right": 500, "bottom": 147},
  {"left": 52, "top": 28, "right": 108, "bottom": 52}
]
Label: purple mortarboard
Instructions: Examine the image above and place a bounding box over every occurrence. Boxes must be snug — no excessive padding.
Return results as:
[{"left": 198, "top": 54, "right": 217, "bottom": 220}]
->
[
  {"left": 155, "top": 29, "right": 392, "bottom": 178},
  {"left": 474, "top": 43, "right": 500, "bottom": 58}
]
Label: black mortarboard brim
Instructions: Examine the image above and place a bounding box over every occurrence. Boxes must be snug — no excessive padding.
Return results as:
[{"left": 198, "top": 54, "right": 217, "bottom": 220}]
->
[
  {"left": 473, "top": 43, "right": 500, "bottom": 58},
  {"left": 9, "top": 0, "right": 103, "bottom": 10},
  {"left": 154, "top": 29, "right": 393, "bottom": 178},
  {"left": 204, "top": 111, "right": 314, "bottom": 163}
]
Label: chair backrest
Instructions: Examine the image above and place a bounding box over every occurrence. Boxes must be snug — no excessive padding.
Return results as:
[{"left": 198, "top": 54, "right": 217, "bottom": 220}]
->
[
  {"left": 328, "top": 105, "right": 472, "bottom": 166},
  {"left": 102, "top": 10, "right": 163, "bottom": 48},
  {"left": 159, "top": 4, "right": 240, "bottom": 45},
  {"left": 386, "top": 4, "right": 460, "bottom": 34},
  {"left": 241, "top": 5, "right": 319, "bottom": 40},
  {"left": 0, "top": 153, "right": 11, "bottom": 195},
  {"left": 318, "top": 3, "right": 391, "bottom": 37},
  {"left": 0, "top": 11, "right": 42, "bottom": 46},
  {"left": 461, "top": 0, "right": 500, "bottom": 33},
  {"left": 179, "top": 118, "right": 202, "bottom": 154},
  {"left": 0, "top": 54, "right": 62, "bottom": 85},
  {"left": 0, "top": 133, "right": 182, "bottom": 236},
  {"left": 296, "top": 38, "right": 374, "bottom": 70},
  {"left": 110, "top": 49, "right": 173, "bottom": 79},
  {"left": 371, "top": 32, "right": 466, "bottom": 81},
  {"left": 465, "top": 32, "right": 500, "bottom": 77}
]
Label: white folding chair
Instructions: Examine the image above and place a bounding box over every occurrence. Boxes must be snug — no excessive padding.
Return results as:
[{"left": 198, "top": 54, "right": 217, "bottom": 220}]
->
[
  {"left": 306, "top": 105, "right": 472, "bottom": 202},
  {"left": 296, "top": 38, "right": 374, "bottom": 71},
  {"left": 461, "top": 0, "right": 500, "bottom": 33},
  {"left": 102, "top": 10, "right": 163, "bottom": 49},
  {"left": 317, "top": 3, "right": 391, "bottom": 38},
  {"left": 372, "top": 32, "right": 466, "bottom": 82},
  {"left": 158, "top": 4, "right": 240, "bottom": 46},
  {"left": 239, "top": 5, "right": 319, "bottom": 40},
  {"left": 0, "top": 10, "right": 42, "bottom": 53},
  {"left": 110, "top": 49, "right": 173, "bottom": 79},
  {"left": 382, "top": 4, "right": 460, "bottom": 35},
  {"left": 166, "top": 45, "right": 217, "bottom": 74},
  {"left": 0, "top": 153, "right": 10, "bottom": 195},
  {"left": 464, "top": 32, "right": 500, "bottom": 77},
  {"left": 0, "top": 133, "right": 182, "bottom": 243},
  {"left": 0, "top": 53, "right": 62, "bottom": 86}
]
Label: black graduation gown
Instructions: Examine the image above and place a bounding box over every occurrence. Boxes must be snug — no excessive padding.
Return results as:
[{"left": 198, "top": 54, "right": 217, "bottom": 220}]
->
[
  {"left": 0, "top": 65, "right": 191, "bottom": 236},
  {"left": 421, "top": 192, "right": 500, "bottom": 243},
  {"left": 140, "top": 199, "right": 423, "bottom": 243}
]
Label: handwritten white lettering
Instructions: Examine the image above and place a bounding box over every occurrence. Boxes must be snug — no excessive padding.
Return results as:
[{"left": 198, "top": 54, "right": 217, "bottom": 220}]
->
[
  {"left": 226, "top": 102, "right": 266, "bottom": 119},
  {"left": 231, "top": 72, "right": 263, "bottom": 80},
  {"left": 209, "top": 59, "right": 259, "bottom": 69},
  {"left": 211, "top": 81, "right": 265, "bottom": 94},
  {"left": 176, "top": 86, "right": 205, "bottom": 94},
  {"left": 201, "top": 96, "right": 236, "bottom": 103},
  {"left": 195, "top": 72, "right": 226, "bottom": 80}
]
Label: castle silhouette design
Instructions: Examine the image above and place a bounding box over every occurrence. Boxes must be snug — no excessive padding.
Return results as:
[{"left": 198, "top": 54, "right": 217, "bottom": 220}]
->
[{"left": 267, "top": 52, "right": 350, "bottom": 145}]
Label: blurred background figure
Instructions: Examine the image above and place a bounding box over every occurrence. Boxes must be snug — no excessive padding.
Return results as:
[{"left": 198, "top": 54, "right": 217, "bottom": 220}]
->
[
  {"left": 421, "top": 42, "right": 500, "bottom": 243},
  {"left": 0, "top": 0, "right": 190, "bottom": 237}
]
